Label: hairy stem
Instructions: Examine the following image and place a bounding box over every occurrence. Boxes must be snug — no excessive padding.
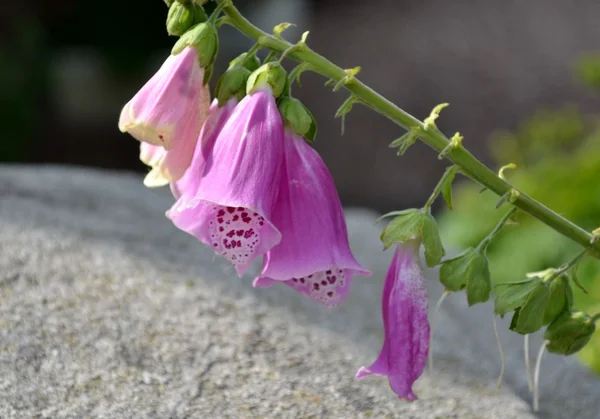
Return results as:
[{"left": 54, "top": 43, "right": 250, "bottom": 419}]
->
[{"left": 217, "top": 0, "right": 600, "bottom": 256}]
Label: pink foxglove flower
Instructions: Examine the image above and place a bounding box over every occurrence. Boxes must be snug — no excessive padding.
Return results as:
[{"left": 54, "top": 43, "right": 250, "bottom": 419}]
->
[
  {"left": 119, "top": 46, "right": 210, "bottom": 153},
  {"left": 170, "top": 98, "right": 238, "bottom": 199},
  {"left": 253, "top": 131, "right": 371, "bottom": 307},
  {"left": 167, "top": 88, "right": 284, "bottom": 276},
  {"left": 356, "top": 242, "right": 430, "bottom": 401}
]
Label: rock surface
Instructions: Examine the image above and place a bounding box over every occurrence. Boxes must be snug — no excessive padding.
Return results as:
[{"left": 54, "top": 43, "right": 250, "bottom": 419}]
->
[{"left": 0, "top": 166, "right": 597, "bottom": 418}]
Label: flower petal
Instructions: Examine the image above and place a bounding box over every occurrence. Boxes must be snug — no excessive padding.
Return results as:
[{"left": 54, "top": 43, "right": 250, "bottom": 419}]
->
[{"left": 254, "top": 131, "right": 371, "bottom": 307}]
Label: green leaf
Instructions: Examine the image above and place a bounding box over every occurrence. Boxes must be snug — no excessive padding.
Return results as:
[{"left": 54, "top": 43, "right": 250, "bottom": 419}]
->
[
  {"left": 380, "top": 211, "right": 425, "bottom": 250},
  {"left": 544, "top": 310, "right": 596, "bottom": 355},
  {"left": 466, "top": 253, "right": 491, "bottom": 306},
  {"left": 440, "top": 166, "right": 460, "bottom": 210},
  {"left": 439, "top": 248, "right": 474, "bottom": 291},
  {"left": 375, "top": 208, "right": 419, "bottom": 224},
  {"left": 421, "top": 213, "right": 445, "bottom": 267},
  {"left": 542, "top": 276, "right": 571, "bottom": 325},
  {"left": 335, "top": 96, "right": 359, "bottom": 136},
  {"left": 494, "top": 277, "right": 542, "bottom": 315},
  {"left": 512, "top": 284, "right": 549, "bottom": 334}
]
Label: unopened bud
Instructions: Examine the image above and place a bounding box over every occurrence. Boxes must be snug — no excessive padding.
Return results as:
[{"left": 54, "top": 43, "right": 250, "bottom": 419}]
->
[
  {"left": 246, "top": 62, "right": 288, "bottom": 98},
  {"left": 544, "top": 310, "right": 595, "bottom": 355},
  {"left": 166, "top": 2, "right": 196, "bottom": 37},
  {"left": 215, "top": 66, "right": 251, "bottom": 106},
  {"left": 229, "top": 53, "right": 261, "bottom": 72},
  {"left": 278, "top": 97, "right": 313, "bottom": 138}
]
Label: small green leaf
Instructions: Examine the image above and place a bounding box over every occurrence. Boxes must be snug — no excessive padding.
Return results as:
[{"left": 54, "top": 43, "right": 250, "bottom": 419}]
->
[
  {"left": 512, "top": 284, "right": 549, "bottom": 334},
  {"left": 439, "top": 248, "right": 475, "bottom": 291},
  {"left": 375, "top": 208, "right": 419, "bottom": 224},
  {"left": 421, "top": 213, "right": 445, "bottom": 267},
  {"left": 380, "top": 211, "right": 425, "bottom": 250},
  {"left": 466, "top": 253, "right": 491, "bottom": 306},
  {"left": 542, "top": 276, "right": 571, "bottom": 325},
  {"left": 335, "top": 96, "right": 359, "bottom": 136},
  {"left": 494, "top": 277, "right": 542, "bottom": 315},
  {"left": 440, "top": 165, "right": 460, "bottom": 210}
]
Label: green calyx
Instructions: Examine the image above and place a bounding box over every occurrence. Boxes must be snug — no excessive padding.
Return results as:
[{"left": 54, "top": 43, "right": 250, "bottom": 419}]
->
[
  {"left": 246, "top": 62, "right": 288, "bottom": 98},
  {"left": 172, "top": 22, "right": 219, "bottom": 68},
  {"left": 380, "top": 209, "right": 445, "bottom": 267},
  {"left": 278, "top": 97, "right": 317, "bottom": 141},
  {"left": 439, "top": 248, "right": 491, "bottom": 305},
  {"left": 544, "top": 310, "right": 596, "bottom": 355},
  {"left": 215, "top": 66, "right": 252, "bottom": 106}
]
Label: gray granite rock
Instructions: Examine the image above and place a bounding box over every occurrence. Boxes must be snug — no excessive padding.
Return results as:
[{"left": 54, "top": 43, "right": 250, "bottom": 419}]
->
[{"left": 0, "top": 166, "right": 597, "bottom": 418}]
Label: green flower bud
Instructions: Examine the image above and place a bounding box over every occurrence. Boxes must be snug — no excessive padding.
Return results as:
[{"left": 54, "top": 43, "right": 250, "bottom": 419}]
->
[
  {"left": 164, "top": 0, "right": 175, "bottom": 6},
  {"left": 510, "top": 282, "right": 549, "bottom": 334},
  {"left": 215, "top": 66, "right": 252, "bottom": 106},
  {"left": 542, "top": 275, "right": 572, "bottom": 325},
  {"left": 172, "top": 22, "right": 219, "bottom": 68},
  {"left": 494, "top": 276, "right": 542, "bottom": 316},
  {"left": 544, "top": 310, "right": 596, "bottom": 355},
  {"left": 192, "top": 4, "right": 208, "bottom": 24},
  {"left": 380, "top": 209, "right": 445, "bottom": 267},
  {"left": 229, "top": 53, "right": 261, "bottom": 72},
  {"left": 440, "top": 248, "right": 491, "bottom": 305},
  {"left": 278, "top": 97, "right": 314, "bottom": 138},
  {"left": 166, "top": 2, "right": 196, "bottom": 37},
  {"left": 246, "top": 63, "right": 288, "bottom": 98}
]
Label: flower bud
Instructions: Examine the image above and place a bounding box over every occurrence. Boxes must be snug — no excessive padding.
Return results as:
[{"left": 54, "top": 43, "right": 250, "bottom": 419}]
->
[
  {"left": 278, "top": 97, "right": 314, "bottom": 138},
  {"left": 215, "top": 66, "right": 251, "bottom": 106},
  {"left": 542, "top": 275, "right": 572, "bottom": 325},
  {"left": 544, "top": 310, "right": 596, "bottom": 355},
  {"left": 192, "top": 4, "right": 208, "bottom": 24},
  {"left": 439, "top": 248, "right": 490, "bottom": 305},
  {"left": 166, "top": 2, "right": 196, "bottom": 37},
  {"left": 172, "top": 22, "right": 219, "bottom": 68},
  {"left": 229, "top": 53, "right": 261, "bottom": 72},
  {"left": 246, "top": 62, "right": 288, "bottom": 98}
]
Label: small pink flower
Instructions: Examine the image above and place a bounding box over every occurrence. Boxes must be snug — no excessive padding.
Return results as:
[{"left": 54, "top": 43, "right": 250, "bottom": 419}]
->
[
  {"left": 119, "top": 47, "right": 210, "bottom": 184},
  {"left": 253, "top": 131, "right": 371, "bottom": 307},
  {"left": 355, "top": 242, "right": 430, "bottom": 401},
  {"left": 167, "top": 88, "right": 284, "bottom": 276}
]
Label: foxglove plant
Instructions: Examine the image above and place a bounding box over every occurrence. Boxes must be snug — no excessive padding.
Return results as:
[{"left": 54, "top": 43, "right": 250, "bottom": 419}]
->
[{"left": 117, "top": 0, "right": 600, "bottom": 410}]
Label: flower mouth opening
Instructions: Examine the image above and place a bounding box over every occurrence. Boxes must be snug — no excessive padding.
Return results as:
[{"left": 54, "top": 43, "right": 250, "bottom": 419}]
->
[
  {"left": 207, "top": 204, "right": 267, "bottom": 272},
  {"left": 286, "top": 268, "right": 350, "bottom": 307}
]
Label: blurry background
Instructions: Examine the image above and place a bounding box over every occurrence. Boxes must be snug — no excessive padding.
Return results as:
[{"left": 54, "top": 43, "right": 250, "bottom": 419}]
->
[{"left": 3, "top": 0, "right": 600, "bottom": 371}]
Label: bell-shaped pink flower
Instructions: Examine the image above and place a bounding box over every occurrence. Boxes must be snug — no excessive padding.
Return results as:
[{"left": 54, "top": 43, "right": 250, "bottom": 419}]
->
[
  {"left": 167, "top": 88, "right": 284, "bottom": 276},
  {"left": 253, "top": 131, "right": 371, "bottom": 307},
  {"left": 170, "top": 98, "right": 238, "bottom": 199},
  {"left": 119, "top": 46, "right": 210, "bottom": 152},
  {"left": 355, "top": 242, "right": 430, "bottom": 401}
]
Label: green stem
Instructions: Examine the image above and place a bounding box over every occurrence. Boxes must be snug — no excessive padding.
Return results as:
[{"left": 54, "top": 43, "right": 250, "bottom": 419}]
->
[
  {"left": 477, "top": 207, "right": 517, "bottom": 252},
  {"left": 548, "top": 250, "right": 587, "bottom": 281},
  {"left": 217, "top": 0, "right": 600, "bottom": 256}
]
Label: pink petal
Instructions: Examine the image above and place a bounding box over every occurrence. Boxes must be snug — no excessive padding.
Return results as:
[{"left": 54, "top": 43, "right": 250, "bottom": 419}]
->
[
  {"left": 355, "top": 243, "right": 430, "bottom": 401},
  {"left": 170, "top": 98, "right": 238, "bottom": 199},
  {"left": 168, "top": 89, "right": 284, "bottom": 276},
  {"left": 253, "top": 131, "right": 371, "bottom": 307},
  {"left": 119, "top": 47, "right": 210, "bottom": 151}
]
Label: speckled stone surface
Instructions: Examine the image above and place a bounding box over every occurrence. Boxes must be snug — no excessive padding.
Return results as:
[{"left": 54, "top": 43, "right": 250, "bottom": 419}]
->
[{"left": 0, "top": 166, "right": 597, "bottom": 418}]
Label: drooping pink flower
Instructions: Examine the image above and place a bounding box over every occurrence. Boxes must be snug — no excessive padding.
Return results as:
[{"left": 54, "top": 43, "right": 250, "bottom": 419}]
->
[
  {"left": 167, "top": 88, "right": 284, "bottom": 276},
  {"left": 253, "top": 131, "right": 371, "bottom": 307},
  {"left": 355, "top": 242, "right": 430, "bottom": 401},
  {"left": 170, "top": 98, "right": 238, "bottom": 199},
  {"left": 119, "top": 46, "right": 210, "bottom": 152}
]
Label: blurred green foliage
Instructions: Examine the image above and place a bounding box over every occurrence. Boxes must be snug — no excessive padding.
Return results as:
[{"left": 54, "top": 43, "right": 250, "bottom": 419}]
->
[{"left": 438, "top": 53, "right": 600, "bottom": 373}]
